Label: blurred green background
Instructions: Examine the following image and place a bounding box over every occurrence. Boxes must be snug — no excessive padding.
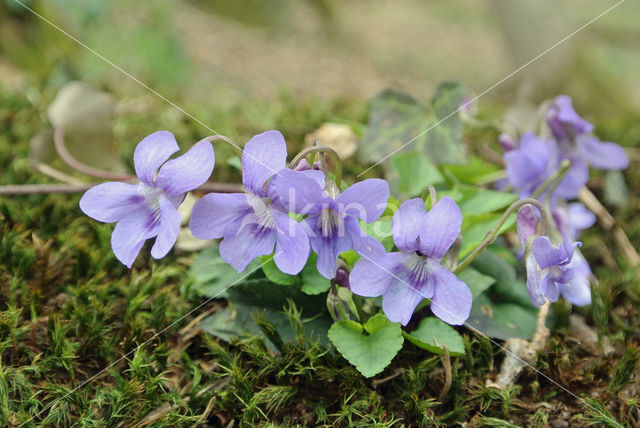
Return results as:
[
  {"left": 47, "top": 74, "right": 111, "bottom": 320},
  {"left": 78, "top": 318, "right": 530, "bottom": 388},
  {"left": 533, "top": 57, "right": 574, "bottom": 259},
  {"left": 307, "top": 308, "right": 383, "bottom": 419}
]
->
[{"left": 1, "top": 0, "right": 639, "bottom": 133}]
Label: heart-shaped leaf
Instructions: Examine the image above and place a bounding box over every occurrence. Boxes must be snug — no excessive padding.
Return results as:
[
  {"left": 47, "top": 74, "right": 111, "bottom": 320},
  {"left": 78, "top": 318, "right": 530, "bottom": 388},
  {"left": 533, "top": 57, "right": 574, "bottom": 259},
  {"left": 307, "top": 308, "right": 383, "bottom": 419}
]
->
[
  {"left": 404, "top": 317, "right": 465, "bottom": 356},
  {"left": 328, "top": 313, "right": 403, "bottom": 377}
]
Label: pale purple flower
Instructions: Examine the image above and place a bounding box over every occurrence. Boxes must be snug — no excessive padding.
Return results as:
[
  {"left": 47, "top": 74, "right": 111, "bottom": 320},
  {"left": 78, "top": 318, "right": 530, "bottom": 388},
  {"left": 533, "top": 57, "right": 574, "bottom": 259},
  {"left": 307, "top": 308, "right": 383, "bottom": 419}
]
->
[
  {"left": 546, "top": 95, "right": 594, "bottom": 140},
  {"left": 552, "top": 202, "right": 596, "bottom": 241},
  {"left": 350, "top": 197, "right": 472, "bottom": 326},
  {"left": 504, "top": 132, "right": 587, "bottom": 200},
  {"left": 525, "top": 236, "right": 583, "bottom": 307},
  {"left": 517, "top": 204, "right": 592, "bottom": 307},
  {"left": 190, "top": 130, "right": 315, "bottom": 275},
  {"left": 80, "top": 131, "right": 214, "bottom": 268},
  {"left": 572, "top": 134, "right": 628, "bottom": 170},
  {"left": 273, "top": 168, "right": 389, "bottom": 279},
  {"left": 547, "top": 95, "right": 628, "bottom": 170}
]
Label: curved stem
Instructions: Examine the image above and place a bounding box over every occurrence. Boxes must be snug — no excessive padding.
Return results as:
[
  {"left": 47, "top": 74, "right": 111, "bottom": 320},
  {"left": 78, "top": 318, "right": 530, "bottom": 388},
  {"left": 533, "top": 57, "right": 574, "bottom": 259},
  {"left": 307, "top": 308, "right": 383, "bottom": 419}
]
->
[
  {"left": 421, "top": 185, "right": 438, "bottom": 209},
  {"left": 453, "top": 198, "right": 548, "bottom": 274},
  {"left": 53, "top": 127, "right": 134, "bottom": 181},
  {"left": 201, "top": 134, "right": 243, "bottom": 153},
  {"left": 289, "top": 146, "right": 342, "bottom": 189}
]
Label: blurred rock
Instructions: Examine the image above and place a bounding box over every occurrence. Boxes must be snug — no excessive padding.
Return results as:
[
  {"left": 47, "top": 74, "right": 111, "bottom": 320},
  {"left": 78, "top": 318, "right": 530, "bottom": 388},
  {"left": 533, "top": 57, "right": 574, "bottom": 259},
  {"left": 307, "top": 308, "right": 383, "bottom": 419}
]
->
[
  {"left": 47, "top": 81, "right": 125, "bottom": 172},
  {"left": 305, "top": 122, "right": 358, "bottom": 160}
]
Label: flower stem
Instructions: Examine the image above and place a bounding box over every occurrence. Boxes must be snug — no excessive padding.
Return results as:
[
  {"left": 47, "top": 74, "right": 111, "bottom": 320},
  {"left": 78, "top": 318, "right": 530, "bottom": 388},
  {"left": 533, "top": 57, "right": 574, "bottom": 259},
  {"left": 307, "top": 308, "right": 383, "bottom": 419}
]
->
[
  {"left": 453, "top": 198, "right": 548, "bottom": 274},
  {"left": 420, "top": 185, "right": 438, "bottom": 209},
  {"left": 530, "top": 158, "right": 571, "bottom": 200},
  {"left": 53, "top": 127, "right": 133, "bottom": 181},
  {"left": 289, "top": 145, "right": 342, "bottom": 189},
  {"left": 202, "top": 135, "right": 243, "bottom": 153}
]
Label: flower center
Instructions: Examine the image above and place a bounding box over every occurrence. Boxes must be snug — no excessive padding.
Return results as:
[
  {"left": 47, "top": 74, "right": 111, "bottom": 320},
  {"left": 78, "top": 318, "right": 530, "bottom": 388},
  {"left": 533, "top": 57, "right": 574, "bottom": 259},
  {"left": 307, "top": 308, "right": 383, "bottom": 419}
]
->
[
  {"left": 317, "top": 208, "right": 342, "bottom": 238},
  {"left": 138, "top": 183, "right": 165, "bottom": 227},
  {"left": 403, "top": 252, "right": 433, "bottom": 289},
  {"left": 246, "top": 195, "right": 276, "bottom": 232}
]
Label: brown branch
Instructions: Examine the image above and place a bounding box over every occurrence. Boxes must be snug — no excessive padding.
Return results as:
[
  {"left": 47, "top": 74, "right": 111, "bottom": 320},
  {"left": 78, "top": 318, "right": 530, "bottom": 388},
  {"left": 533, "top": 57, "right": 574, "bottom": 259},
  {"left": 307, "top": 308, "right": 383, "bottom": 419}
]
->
[
  {"left": 486, "top": 302, "right": 550, "bottom": 389},
  {"left": 579, "top": 187, "right": 640, "bottom": 267},
  {"left": 0, "top": 181, "right": 243, "bottom": 196}
]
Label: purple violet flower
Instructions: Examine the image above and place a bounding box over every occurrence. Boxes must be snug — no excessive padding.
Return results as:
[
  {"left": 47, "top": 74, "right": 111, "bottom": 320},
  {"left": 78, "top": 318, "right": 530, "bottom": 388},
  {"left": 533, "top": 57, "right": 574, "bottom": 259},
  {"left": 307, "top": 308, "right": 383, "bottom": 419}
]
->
[
  {"left": 79, "top": 131, "right": 214, "bottom": 268},
  {"left": 552, "top": 202, "right": 596, "bottom": 241},
  {"left": 349, "top": 197, "right": 472, "bottom": 326},
  {"left": 546, "top": 95, "right": 628, "bottom": 170},
  {"left": 546, "top": 95, "right": 594, "bottom": 140},
  {"left": 517, "top": 204, "right": 592, "bottom": 307},
  {"left": 190, "top": 130, "right": 316, "bottom": 275},
  {"left": 504, "top": 132, "right": 587, "bottom": 200},
  {"left": 273, "top": 168, "right": 389, "bottom": 280}
]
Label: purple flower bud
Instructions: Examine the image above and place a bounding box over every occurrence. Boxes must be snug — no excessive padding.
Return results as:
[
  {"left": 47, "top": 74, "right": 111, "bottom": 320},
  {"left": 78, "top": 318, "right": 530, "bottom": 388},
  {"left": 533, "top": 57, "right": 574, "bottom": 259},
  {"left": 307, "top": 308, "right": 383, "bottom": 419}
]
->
[
  {"left": 294, "top": 158, "right": 311, "bottom": 171},
  {"left": 335, "top": 268, "right": 350, "bottom": 289},
  {"left": 546, "top": 95, "right": 593, "bottom": 140},
  {"left": 498, "top": 133, "right": 516, "bottom": 153}
]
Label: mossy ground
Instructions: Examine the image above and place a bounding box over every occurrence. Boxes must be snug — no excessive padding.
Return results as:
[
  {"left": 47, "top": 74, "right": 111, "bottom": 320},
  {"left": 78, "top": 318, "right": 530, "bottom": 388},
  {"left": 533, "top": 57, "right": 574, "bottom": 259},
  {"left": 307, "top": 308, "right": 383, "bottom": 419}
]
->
[{"left": 1, "top": 85, "right": 639, "bottom": 427}]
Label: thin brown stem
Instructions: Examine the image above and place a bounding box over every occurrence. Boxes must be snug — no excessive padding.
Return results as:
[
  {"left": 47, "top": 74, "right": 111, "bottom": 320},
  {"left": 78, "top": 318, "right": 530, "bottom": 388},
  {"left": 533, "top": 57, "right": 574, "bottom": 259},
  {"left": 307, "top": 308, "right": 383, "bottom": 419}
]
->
[
  {"left": 438, "top": 344, "right": 452, "bottom": 402},
  {"left": 0, "top": 181, "right": 243, "bottom": 196},
  {"left": 579, "top": 187, "right": 640, "bottom": 266},
  {"left": 53, "top": 127, "right": 133, "bottom": 181}
]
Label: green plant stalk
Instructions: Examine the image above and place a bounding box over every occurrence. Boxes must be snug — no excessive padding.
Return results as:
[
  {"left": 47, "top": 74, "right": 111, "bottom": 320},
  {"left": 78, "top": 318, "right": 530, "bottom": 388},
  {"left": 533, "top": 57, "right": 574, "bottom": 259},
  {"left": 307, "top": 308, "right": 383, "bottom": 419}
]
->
[
  {"left": 420, "top": 185, "right": 438, "bottom": 209},
  {"left": 289, "top": 145, "right": 342, "bottom": 189},
  {"left": 530, "top": 159, "right": 571, "bottom": 200},
  {"left": 453, "top": 198, "right": 548, "bottom": 274}
]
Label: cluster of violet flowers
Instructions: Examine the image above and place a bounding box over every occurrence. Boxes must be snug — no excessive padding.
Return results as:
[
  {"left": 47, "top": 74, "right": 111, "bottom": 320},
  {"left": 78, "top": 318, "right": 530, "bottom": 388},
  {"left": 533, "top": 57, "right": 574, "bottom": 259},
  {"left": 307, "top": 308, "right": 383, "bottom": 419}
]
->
[
  {"left": 80, "top": 129, "right": 474, "bottom": 328},
  {"left": 79, "top": 95, "right": 627, "bottom": 331},
  {"left": 503, "top": 95, "right": 628, "bottom": 307}
]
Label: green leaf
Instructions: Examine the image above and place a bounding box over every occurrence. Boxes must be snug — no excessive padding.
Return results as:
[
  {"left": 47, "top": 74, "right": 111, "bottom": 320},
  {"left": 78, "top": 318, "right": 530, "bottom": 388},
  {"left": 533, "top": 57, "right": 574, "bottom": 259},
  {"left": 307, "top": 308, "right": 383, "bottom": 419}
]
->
[
  {"left": 603, "top": 170, "right": 628, "bottom": 208},
  {"left": 300, "top": 253, "right": 331, "bottom": 295},
  {"left": 358, "top": 89, "right": 428, "bottom": 164},
  {"left": 203, "top": 279, "right": 334, "bottom": 349},
  {"left": 261, "top": 255, "right": 300, "bottom": 286},
  {"left": 457, "top": 267, "right": 495, "bottom": 299},
  {"left": 358, "top": 83, "right": 468, "bottom": 168},
  {"left": 390, "top": 151, "right": 444, "bottom": 195},
  {"left": 226, "top": 155, "right": 242, "bottom": 170},
  {"left": 201, "top": 302, "right": 332, "bottom": 350},
  {"left": 189, "top": 246, "right": 258, "bottom": 298},
  {"left": 419, "top": 81, "right": 468, "bottom": 165},
  {"left": 467, "top": 293, "right": 537, "bottom": 340},
  {"left": 359, "top": 217, "right": 395, "bottom": 252},
  {"left": 465, "top": 250, "right": 538, "bottom": 340},
  {"left": 403, "top": 317, "right": 465, "bottom": 356},
  {"left": 459, "top": 213, "right": 516, "bottom": 259},
  {"left": 228, "top": 279, "right": 328, "bottom": 314},
  {"left": 328, "top": 313, "right": 404, "bottom": 377},
  {"left": 442, "top": 156, "right": 503, "bottom": 185},
  {"left": 472, "top": 250, "right": 531, "bottom": 307},
  {"left": 441, "top": 185, "right": 517, "bottom": 217}
]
